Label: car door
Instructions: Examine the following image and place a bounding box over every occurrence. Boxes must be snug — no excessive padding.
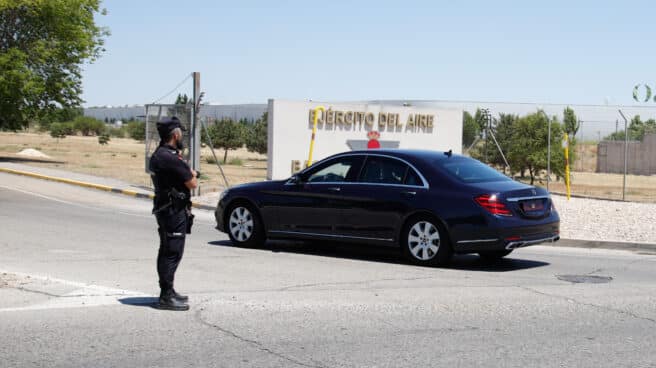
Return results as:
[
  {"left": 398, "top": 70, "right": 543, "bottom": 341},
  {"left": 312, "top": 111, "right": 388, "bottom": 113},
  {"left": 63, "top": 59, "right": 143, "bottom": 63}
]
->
[
  {"left": 336, "top": 155, "right": 428, "bottom": 242},
  {"left": 272, "top": 155, "right": 364, "bottom": 237}
]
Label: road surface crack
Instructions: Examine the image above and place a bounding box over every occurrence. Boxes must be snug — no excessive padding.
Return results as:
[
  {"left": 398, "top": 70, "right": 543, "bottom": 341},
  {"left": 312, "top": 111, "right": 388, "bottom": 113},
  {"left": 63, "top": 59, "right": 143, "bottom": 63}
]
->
[
  {"left": 277, "top": 276, "right": 438, "bottom": 291},
  {"left": 193, "top": 302, "right": 332, "bottom": 368},
  {"left": 519, "top": 286, "right": 656, "bottom": 324}
]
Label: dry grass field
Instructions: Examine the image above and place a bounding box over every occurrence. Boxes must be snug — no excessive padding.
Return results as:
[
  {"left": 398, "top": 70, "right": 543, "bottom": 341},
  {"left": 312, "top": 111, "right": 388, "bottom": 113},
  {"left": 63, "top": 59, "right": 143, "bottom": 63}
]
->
[
  {"left": 0, "top": 132, "right": 266, "bottom": 193},
  {"left": 1, "top": 132, "right": 654, "bottom": 202}
]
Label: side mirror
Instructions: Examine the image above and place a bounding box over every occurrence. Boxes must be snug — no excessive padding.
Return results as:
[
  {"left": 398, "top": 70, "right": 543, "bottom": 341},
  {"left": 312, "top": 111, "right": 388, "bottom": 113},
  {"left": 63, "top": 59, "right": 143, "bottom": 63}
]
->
[{"left": 289, "top": 174, "right": 303, "bottom": 185}]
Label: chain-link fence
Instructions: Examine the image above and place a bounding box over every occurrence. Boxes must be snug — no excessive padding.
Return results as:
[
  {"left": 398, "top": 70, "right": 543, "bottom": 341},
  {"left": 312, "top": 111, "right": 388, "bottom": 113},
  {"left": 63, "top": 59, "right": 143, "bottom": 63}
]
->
[
  {"left": 144, "top": 107, "right": 264, "bottom": 198},
  {"left": 144, "top": 104, "right": 193, "bottom": 172},
  {"left": 447, "top": 102, "right": 656, "bottom": 203},
  {"left": 142, "top": 100, "right": 655, "bottom": 203}
]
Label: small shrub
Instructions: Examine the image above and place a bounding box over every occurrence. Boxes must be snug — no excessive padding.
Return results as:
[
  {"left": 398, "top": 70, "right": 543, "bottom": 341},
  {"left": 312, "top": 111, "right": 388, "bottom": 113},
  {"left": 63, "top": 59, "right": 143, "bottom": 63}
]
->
[
  {"left": 108, "top": 126, "right": 125, "bottom": 138},
  {"left": 98, "top": 133, "right": 110, "bottom": 145},
  {"left": 205, "top": 156, "right": 217, "bottom": 164},
  {"left": 73, "top": 116, "right": 105, "bottom": 136},
  {"left": 228, "top": 158, "right": 243, "bottom": 166},
  {"left": 49, "top": 123, "right": 68, "bottom": 140},
  {"left": 127, "top": 121, "right": 146, "bottom": 141}
]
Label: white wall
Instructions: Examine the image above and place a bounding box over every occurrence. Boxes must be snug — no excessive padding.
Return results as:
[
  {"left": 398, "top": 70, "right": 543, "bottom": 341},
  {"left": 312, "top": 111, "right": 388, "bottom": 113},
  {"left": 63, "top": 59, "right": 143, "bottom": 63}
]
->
[{"left": 267, "top": 99, "right": 463, "bottom": 180}]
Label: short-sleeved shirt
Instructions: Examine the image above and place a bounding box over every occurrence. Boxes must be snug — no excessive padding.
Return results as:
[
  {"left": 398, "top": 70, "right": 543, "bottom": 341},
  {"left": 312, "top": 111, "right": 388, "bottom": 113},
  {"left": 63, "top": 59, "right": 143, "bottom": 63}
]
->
[{"left": 149, "top": 143, "right": 192, "bottom": 209}]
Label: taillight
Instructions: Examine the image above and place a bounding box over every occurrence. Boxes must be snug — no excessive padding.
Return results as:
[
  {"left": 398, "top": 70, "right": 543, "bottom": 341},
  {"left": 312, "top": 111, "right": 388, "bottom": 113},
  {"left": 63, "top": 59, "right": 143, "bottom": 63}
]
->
[{"left": 475, "top": 194, "right": 513, "bottom": 216}]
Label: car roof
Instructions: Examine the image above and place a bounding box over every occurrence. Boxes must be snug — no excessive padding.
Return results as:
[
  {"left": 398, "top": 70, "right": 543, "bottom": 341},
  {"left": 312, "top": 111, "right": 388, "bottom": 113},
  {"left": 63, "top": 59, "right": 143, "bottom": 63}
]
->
[{"left": 335, "top": 149, "right": 465, "bottom": 163}]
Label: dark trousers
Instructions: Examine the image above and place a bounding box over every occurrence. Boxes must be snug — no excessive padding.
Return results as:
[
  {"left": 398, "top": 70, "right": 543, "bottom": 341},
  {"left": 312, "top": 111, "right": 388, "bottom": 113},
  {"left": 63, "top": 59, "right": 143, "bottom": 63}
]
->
[{"left": 156, "top": 208, "right": 188, "bottom": 295}]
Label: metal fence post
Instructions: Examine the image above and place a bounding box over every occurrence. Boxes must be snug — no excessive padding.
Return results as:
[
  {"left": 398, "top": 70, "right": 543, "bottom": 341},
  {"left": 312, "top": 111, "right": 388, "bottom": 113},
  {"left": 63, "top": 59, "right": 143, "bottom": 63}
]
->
[{"left": 618, "top": 109, "right": 628, "bottom": 201}]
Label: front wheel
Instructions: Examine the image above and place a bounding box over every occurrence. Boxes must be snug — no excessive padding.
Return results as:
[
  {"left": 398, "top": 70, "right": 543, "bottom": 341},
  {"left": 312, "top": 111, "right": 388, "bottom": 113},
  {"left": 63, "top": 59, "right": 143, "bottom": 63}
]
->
[
  {"left": 401, "top": 216, "right": 452, "bottom": 266},
  {"left": 227, "top": 204, "right": 266, "bottom": 247}
]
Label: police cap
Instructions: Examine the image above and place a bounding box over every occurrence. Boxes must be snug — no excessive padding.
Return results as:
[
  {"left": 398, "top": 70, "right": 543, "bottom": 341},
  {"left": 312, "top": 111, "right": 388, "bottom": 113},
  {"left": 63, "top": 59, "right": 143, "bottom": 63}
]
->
[{"left": 156, "top": 116, "right": 187, "bottom": 139}]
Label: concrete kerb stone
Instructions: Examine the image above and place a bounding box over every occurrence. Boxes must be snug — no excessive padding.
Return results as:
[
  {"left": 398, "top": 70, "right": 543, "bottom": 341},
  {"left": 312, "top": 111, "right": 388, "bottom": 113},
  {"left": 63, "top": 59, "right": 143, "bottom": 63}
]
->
[{"left": 0, "top": 167, "right": 216, "bottom": 211}]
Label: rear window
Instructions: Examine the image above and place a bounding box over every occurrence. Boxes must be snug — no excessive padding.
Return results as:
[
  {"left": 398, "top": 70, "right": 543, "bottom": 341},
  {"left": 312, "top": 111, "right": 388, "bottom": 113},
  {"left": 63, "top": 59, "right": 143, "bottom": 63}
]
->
[{"left": 441, "top": 159, "right": 511, "bottom": 183}]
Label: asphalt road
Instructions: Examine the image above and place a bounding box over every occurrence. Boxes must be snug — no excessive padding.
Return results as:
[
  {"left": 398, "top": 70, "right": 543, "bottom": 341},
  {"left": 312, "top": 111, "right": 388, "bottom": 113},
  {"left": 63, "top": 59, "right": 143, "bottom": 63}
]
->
[{"left": 1, "top": 172, "right": 655, "bottom": 368}]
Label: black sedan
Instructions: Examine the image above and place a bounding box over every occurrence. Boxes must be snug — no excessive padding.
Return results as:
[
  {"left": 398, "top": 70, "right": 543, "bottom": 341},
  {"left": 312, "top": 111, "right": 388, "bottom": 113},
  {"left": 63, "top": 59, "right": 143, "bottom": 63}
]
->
[{"left": 215, "top": 149, "right": 560, "bottom": 266}]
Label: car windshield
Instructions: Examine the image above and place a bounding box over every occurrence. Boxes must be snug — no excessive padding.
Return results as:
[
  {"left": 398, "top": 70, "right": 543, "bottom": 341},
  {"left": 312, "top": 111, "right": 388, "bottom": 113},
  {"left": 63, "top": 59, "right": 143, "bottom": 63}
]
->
[{"left": 441, "top": 159, "right": 511, "bottom": 183}]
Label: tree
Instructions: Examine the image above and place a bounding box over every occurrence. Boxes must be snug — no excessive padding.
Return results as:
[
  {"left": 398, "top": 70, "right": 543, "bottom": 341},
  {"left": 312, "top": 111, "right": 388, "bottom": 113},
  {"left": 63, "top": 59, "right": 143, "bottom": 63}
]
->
[
  {"left": 72, "top": 116, "right": 104, "bottom": 136},
  {"left": 126, "top": 120, "right": 146, "bottom": 141},
  {"left": 563, "top": 107, "right": 579, "bottom": 137},
  {"left": 605, "top": 115, "right": 656, "bottom": 141},
  {"left": 507, "top": 111, "right": 565, "bottom": 185},
  {"left": 49, "top": 122, "right": 68, "bottom": 140},
  {"left": 462, "top": 111, "right": 480, "bottom": 149},
  {"left": 174, "top": 93, "right": 190, "bottom": 105},
  {"left": 204, "top": 118, "right": 245, "bottom": 163},
  {"left": 245, "top": 112, "right": 268, "bottom": 154},
  {"left": 0, "top": 1, "right": 109, "bottom": 130}
]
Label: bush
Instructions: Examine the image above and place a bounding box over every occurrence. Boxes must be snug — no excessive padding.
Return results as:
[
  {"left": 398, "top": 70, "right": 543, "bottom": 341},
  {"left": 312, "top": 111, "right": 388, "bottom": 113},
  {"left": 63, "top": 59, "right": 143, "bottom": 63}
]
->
[
  {"left": 98, "top": 132, "right": 110, "bottom": 145},
  {"left": 108, "top": 126, "right": 125, "bottom": 138},
  {"left": 49, "top": 121, "right": 76, "bottom": 139},
  {"left": 245, "top": 112, "right": 268, "bottom": 154},
  {"left": 72, "top": 116, "right": 105, "bottom": 136},
  {"left": 126, "top": 121, "right": 146, "bottom": 141},
  {"left": 228, "top": 157, "right": 243, "bottom": 166},
  {"left": 49, "top": 122, "right": 68, "bottom": 139}
]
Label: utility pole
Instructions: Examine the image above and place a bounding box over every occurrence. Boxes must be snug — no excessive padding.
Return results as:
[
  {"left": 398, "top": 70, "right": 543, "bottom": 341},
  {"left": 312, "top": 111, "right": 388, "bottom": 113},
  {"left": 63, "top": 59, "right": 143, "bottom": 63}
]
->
[{"left": 191, "top": 72, "right": 201, "bottom": 196}]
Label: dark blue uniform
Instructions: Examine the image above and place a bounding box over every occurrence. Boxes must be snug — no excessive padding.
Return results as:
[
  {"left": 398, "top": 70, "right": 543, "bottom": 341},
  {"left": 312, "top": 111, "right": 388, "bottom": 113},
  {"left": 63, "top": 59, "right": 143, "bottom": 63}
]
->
[{"left": 149, "top": 143, "right": 192, "bottom": 297}]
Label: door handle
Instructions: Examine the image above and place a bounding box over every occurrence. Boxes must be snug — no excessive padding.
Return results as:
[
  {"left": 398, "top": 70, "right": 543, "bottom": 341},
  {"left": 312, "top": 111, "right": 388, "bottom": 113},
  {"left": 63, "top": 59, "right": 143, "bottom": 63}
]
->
[
  {"left": 401, "top": 191, "right": 416, "bottom": 198},
  {"left": 327, "top": 187, "right": 341, "bottom": 192}
]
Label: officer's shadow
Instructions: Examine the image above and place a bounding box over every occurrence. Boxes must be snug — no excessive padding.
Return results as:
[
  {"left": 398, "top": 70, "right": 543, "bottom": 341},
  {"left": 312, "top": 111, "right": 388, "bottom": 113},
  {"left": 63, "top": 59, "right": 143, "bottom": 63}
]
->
[{"left": 118, "top": 297, "right": 160, "bottom": 309}]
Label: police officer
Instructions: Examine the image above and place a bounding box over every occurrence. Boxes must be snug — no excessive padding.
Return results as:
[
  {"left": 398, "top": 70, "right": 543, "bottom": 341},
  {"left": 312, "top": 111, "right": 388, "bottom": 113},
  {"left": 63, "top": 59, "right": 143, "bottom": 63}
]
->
[{"left": 149, "top": 117, "right": 198, "bottom": 311}]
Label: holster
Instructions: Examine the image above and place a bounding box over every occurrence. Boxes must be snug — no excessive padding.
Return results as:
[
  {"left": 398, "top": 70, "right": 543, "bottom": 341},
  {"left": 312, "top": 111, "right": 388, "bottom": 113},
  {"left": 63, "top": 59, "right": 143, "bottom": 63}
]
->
[
  {"left": 169, "top": 188, "right": 189, "bottom": 211},
  {"left": 186, "top": 211, "right": 194, "bottom": 234}
]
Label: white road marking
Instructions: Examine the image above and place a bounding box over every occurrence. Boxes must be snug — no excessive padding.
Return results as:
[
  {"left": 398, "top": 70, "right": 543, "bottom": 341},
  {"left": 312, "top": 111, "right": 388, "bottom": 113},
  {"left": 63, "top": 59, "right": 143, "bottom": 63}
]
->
[
  {"left": 0, "top": 270, "right": 150, "bottom": 313},
  {"left": 0, "top": 184, "right": 152, "bottom": 218}
]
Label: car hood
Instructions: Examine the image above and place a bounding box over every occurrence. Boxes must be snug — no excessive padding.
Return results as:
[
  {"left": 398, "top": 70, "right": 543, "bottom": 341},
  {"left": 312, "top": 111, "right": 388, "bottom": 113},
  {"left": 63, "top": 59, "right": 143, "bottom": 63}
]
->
[{"left": 228, "top": 179, "right": 286, "bottom": 192}]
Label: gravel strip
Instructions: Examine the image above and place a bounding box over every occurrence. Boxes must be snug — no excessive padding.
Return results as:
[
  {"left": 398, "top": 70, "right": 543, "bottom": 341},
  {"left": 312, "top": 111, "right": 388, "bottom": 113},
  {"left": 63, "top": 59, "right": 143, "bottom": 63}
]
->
[{"left": 551, "top": 194, "right": 656, "bottom": 244}]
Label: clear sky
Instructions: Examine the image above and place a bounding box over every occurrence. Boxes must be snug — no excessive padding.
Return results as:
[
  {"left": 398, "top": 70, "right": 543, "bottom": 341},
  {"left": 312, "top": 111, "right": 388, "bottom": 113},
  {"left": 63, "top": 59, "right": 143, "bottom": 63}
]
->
[{"left": 81, "top": 0, "right": 655, "bottom": 107}]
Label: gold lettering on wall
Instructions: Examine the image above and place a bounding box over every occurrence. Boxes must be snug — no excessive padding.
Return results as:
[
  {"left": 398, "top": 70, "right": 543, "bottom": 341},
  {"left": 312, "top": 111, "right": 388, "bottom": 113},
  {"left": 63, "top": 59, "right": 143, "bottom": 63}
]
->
[{"left": 308, "top": 108, "right": 435, "bottom": 133}]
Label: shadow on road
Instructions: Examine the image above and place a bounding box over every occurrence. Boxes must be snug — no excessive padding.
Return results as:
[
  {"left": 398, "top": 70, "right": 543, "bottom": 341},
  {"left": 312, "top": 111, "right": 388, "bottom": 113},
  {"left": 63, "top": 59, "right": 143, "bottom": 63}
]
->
[
  {"left": 207, "top": 240, "right": 549, "bottom": 272},
  {"left": 118, "top": 297, "right": 159, "bottom": 309}
]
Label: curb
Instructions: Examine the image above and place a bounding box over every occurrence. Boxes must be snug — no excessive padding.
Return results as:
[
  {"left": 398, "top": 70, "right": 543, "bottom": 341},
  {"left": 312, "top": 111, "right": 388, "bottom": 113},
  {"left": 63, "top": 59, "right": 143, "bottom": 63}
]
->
[
  {"left": 0, "top": 167, "right": 217, "bottom": 211},
  {"left": 551, "top": 239, "right": 656, "bottom": 254}
]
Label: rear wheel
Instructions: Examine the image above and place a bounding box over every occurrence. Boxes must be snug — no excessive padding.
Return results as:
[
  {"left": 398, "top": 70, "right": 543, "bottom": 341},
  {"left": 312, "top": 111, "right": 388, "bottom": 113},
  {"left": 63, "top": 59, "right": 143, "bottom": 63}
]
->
[
  {"left": 401, "top": 216, "right": 452, "bottom": 266},
  {"left": 478, "top": 249, "right": 513, "bottom": 261},
  {"left": 227, "top": 204, "right": 265, "bottom": 247}
]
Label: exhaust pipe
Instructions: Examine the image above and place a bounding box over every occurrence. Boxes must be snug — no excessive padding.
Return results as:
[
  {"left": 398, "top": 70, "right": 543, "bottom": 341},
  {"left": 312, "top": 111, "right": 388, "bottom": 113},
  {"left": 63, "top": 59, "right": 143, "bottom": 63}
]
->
[{"left": 505, "top": 235, "right": 560, "bottom": 250}]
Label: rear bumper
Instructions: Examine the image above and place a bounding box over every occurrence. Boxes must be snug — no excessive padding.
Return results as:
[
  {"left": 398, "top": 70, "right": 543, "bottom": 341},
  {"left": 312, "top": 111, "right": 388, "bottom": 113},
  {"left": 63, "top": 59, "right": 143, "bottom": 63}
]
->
[
  {"left": 505, "top": 235, "right": 559, "bottom": 250},
  {"left": 453, "top": 221, "right": 560, "bottom": 253}
]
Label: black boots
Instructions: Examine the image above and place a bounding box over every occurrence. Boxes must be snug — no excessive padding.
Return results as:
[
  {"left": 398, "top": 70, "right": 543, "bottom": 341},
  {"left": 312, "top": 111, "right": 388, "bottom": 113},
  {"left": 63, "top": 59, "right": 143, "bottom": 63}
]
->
[
  {"left": 158, "top": 289, "right": 189, "bottom": 311},
  {"left": 172, "top": 289, "right": 188, "bottom": 302}
]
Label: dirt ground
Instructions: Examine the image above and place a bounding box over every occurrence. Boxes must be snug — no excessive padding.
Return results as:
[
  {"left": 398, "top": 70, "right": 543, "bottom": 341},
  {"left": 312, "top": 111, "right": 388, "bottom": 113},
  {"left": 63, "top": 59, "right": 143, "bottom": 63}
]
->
[{"left": 1, "top": 132, "right": 654, "bottom": 202}]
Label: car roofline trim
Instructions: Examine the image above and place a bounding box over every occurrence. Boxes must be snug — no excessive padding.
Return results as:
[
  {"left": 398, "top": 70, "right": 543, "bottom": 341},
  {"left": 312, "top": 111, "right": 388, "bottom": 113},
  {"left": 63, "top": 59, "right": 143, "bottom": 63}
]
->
[{"left": 293, "top": 152, "right": 430, "bottom": 189}]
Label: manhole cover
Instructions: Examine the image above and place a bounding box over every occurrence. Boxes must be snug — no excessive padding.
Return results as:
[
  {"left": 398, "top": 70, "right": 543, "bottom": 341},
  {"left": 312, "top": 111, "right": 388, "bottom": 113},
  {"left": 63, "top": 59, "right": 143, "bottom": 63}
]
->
[{"left": 556, "top": 275, "right": 613, "bottom": 284}]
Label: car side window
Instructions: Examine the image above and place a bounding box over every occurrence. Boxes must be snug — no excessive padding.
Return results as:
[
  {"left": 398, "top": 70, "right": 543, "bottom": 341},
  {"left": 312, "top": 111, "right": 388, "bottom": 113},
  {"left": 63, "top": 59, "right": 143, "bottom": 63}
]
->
[
  {"left": 404, "top": 167, "right": 422, "bottom": 186},
  {"left": 359, "top": 156, "right": 408, "bottom": 185},
  {"left": 306, "top": 157, "right": 361, "bottom": 183}
]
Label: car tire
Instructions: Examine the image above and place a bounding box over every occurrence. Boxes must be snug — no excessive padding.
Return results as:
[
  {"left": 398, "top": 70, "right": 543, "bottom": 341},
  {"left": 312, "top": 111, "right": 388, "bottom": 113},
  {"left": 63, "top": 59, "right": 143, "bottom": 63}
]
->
[
  {"left": 226, "top": 203, "right": 266, "bottom": 247},
  {"left": 478, "top": 250, "right": 513, "bottom": 261},
  {"left": 401, "top": 215, "right": 452, "bottom": 266}
]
